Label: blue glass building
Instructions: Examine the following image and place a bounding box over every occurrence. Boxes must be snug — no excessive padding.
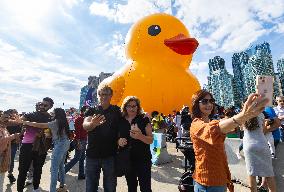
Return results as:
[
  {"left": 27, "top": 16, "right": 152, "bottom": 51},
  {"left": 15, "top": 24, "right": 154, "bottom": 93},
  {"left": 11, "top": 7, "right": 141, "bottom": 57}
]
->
[
  {"left": 277, "top": 59, "right": 284, "bottom": 95},
  {"left": 207, "top": 56, "right": 235, "bottom": 108}
]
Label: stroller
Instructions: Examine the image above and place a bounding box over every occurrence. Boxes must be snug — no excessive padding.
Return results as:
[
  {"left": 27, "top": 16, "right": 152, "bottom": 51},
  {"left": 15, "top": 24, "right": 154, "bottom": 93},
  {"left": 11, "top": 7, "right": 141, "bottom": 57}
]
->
[
  {"left": 165, "top": 125, "right": 177, "bottom": 142},
  {"left": 176, "top": 137, "right": 195, "bottom": 192}
]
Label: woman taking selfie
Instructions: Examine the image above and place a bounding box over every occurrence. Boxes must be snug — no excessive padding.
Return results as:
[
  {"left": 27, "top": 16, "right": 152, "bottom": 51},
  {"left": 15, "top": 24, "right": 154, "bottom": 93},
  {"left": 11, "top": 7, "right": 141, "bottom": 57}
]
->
[{"left": 190, "top": 90, "right": 268, "bottom": 192}]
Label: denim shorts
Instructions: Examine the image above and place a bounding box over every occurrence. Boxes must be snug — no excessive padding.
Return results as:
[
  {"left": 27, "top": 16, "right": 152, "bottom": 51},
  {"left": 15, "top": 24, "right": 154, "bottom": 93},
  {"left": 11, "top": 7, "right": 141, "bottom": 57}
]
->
[{"left": 193, "top": 180, "right": 226, "bottom": 192}]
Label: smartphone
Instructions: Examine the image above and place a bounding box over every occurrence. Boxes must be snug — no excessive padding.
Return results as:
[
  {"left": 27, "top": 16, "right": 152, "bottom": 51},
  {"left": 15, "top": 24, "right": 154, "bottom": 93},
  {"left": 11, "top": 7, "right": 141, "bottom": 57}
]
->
[{"left": 256, "top": 75, "right": 274, "bottom": 106}]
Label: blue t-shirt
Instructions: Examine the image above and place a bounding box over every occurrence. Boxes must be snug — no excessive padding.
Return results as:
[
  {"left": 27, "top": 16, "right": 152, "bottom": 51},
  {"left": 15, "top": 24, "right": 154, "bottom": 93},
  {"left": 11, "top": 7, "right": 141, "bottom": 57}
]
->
[{"left": 264, "top": 107, "right": 280, "bottom": 140}]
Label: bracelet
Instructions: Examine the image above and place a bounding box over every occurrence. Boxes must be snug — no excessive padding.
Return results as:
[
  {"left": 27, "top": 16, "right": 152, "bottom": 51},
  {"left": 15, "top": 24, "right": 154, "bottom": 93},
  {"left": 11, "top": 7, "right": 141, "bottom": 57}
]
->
[{"left": 232, "top": 117, "right": 242, "bottom": 126}]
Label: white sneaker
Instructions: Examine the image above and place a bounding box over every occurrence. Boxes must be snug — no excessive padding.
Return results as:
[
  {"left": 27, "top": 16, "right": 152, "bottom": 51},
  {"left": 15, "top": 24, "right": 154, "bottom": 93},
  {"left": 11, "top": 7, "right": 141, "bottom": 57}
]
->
[
  {"left": 236, "top": 151, "right": 242, "bottom": 160},
  {"left": 25, "top": 178, "right": 33, "bottom": 185},
  {"left": 56, "top": 185, "right": 68, "bottom": 192}
]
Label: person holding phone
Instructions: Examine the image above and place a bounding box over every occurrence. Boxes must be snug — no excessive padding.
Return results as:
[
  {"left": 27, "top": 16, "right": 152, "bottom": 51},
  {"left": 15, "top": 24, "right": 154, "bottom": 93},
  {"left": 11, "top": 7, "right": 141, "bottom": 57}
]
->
[
  {"left": 118, "top": 96, "right": 153, "bottom": 192},
  {"left": 83, "top": 85, "right": 122, "bottom": 192},
  {"left": 190, "top": 90, "right": 268, "bottom": 192}
]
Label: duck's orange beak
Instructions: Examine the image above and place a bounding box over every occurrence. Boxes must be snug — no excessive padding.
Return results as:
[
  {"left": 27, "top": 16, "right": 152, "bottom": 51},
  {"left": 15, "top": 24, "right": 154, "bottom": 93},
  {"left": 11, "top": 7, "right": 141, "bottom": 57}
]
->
[{"left": 164, "top": 34, "right": 199, "bottom": 55}]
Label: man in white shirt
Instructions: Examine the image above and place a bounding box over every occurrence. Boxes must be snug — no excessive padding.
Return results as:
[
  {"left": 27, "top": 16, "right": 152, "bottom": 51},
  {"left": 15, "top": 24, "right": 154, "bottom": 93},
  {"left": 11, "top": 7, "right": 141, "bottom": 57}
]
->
[{"left": 273, "top": 96, "right": 284, "bottom": 142}]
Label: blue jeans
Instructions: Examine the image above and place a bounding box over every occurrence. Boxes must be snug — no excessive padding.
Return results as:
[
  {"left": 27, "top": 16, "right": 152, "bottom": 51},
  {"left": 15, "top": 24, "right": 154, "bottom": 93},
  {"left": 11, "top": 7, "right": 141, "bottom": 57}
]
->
[
  {"left": 194, "top": 181, "right": 226, "bottom": 192},
  {"left": 50, "top": 138, "right": 70, "bottom": 192},
  {"left": 9, "top": 143, "right": 18, "bottom": 174},
  {"left": 85, "top": 156, "right": 117, "bottom": 192},
  {"left": 280, "top": 128, "right": 284, "bottom": 142},
  {"left": 65, "top": 140, "right": 86, "bottom": 177}
]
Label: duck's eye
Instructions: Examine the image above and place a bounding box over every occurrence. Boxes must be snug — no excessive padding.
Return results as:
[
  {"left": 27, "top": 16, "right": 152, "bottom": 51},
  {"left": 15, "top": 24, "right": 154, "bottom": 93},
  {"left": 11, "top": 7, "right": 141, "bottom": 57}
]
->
[{"left": 148, "top": 25, "right": 161, "bottom": 36}]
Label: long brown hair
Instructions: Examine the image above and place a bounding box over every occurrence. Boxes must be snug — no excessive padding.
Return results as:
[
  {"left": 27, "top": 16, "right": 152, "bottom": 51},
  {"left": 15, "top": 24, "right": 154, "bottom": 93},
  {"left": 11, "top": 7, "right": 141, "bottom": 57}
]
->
[
  {"left": 245, "top": 117, "right": 260, "bottom": 131},
  {"left": 191, "top": 90, "right": 215, "bottom": 119},
  {"left": 121, "top": 96, "right": 143, "bottom": 117}
]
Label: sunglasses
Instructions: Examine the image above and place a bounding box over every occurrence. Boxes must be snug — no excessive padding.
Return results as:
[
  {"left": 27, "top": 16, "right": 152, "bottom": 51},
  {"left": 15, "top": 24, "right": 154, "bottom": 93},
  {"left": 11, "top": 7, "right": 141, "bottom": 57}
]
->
[
  {"left": 199, "top": 98, "right": 215, "bottom": 105},
  {"left": 99, "top": 93, "right": 112, "bottom": 97},
  {"left": 39, "top": 104, "right": 49, "bottom": 108},
  {"left": 126, "top": 105, "right": 138, "bottom": 109}
]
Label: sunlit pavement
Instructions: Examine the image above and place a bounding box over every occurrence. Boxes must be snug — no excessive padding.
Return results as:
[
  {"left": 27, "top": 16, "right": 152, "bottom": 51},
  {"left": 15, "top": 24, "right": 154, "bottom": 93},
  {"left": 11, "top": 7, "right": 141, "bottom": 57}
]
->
[{"left": 3, "top": 142, "right": 249, "bottom": 192}]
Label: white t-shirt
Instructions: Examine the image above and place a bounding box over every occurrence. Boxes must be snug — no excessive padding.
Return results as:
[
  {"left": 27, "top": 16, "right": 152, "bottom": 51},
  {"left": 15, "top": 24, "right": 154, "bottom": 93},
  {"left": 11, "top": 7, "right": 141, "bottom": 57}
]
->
[
  {"left": 174, "top": 115, "right": 181, "bottom": 128},
  {"left": 273, "top": 106, "right": 284, "bottom": 125}
]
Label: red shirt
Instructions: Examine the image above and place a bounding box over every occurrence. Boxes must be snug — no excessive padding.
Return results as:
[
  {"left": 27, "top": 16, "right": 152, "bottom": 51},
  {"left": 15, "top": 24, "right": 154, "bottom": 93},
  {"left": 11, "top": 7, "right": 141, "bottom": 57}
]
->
[{"left": 74, "top": 114, "right": 87, "bottom": 140}]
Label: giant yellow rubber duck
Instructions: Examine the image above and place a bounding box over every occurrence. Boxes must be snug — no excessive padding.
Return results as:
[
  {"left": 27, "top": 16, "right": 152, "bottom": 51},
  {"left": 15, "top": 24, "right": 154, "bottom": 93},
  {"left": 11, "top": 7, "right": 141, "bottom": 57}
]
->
[{"left": 99, "top": 13, "right": 201, "bottom": 114}]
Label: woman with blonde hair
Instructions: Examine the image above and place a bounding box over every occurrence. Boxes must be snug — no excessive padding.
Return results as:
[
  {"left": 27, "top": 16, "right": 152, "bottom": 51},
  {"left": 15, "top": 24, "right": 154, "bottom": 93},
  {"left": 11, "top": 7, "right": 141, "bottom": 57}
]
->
[
  {"left": 118, "top": 96, "right": 153, "bottom": 192},
  {"left": 190, "top": 90, "right": 268, "bottom": 192}
]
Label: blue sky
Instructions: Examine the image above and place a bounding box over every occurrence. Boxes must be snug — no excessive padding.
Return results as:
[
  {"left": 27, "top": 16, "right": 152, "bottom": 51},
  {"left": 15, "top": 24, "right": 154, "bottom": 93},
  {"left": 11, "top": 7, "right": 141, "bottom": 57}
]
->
[{"left": 0, "top": 0, "right": 284, "bottom": 112}]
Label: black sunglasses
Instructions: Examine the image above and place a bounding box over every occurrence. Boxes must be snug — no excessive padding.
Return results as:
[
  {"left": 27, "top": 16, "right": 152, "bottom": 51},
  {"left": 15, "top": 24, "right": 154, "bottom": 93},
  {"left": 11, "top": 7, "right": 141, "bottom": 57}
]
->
[
  {"left": 199, "top": 98, "right": 215, "bottom": 105},
  {"left": 39, "top": 103, "right": 49, "bottom": 108}
]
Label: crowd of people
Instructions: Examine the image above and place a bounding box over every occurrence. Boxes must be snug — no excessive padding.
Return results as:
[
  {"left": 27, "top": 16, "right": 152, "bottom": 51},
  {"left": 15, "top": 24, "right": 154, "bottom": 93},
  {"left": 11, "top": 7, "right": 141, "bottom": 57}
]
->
[{"left": 0, "top": 85, "right": 283, "bottom": 192}]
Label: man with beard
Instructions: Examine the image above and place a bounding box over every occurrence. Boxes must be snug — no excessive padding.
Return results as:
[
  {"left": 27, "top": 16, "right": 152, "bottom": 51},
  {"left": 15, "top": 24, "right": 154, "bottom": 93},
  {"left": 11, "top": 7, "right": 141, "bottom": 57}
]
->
[{"left": 17, "top": 97, "right": 54, "bottom": 192}]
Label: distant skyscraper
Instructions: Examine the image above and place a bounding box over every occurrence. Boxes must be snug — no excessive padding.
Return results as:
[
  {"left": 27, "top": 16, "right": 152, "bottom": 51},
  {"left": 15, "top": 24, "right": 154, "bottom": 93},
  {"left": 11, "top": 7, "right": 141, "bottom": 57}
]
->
[
  {"left": 275, "top": 73, "right": 283, "bottom": 97},
  {"left": 232, "top": 42, "right": 279, "bottom": 104},
  {"left": 277, "top": 58, "right": 284, "bottom": 95},
  {"left": 79, "top": 72, "right": 113, "bottom": 108},
  {"left": 232, "top": 52, "right": 249, "bottom": 106},
  {"left": 207, "top": 56, "right": 235, "bottom": 108}
]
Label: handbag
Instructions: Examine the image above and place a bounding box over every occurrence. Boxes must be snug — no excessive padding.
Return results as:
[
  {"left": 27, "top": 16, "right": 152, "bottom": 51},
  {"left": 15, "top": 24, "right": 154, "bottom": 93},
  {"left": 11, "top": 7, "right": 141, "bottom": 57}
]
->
[
  {"left": 32, "top": 131, "right": 52, "bottom": 155},
  {"left": 115, "top": 146, "right": 131, "bottom": 177}
]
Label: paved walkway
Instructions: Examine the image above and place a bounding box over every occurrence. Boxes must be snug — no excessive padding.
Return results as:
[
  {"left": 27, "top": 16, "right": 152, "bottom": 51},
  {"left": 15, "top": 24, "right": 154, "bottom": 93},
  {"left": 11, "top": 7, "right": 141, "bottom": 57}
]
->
[{"left": 3, "top": 142, "right": 249, "bottom": 192}]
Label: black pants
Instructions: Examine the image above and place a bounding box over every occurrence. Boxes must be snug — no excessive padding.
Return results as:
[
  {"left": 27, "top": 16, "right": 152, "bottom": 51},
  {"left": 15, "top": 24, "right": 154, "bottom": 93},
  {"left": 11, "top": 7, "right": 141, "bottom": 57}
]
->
[
  {"left": 274, "top": 139, "right": 280, "bottom": 149},
  {"left": 17, "top": 143, "right": 47, "bottom": 192},
  {"left": 125, "top": 160, "right": 152, "bottom": 192}
]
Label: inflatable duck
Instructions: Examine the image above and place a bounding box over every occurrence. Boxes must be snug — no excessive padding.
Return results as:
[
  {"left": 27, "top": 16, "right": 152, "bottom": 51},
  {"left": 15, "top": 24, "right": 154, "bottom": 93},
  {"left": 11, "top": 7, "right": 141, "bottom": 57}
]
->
[{"left": 100, "top": 13, "right": 201, "bottom": 114}]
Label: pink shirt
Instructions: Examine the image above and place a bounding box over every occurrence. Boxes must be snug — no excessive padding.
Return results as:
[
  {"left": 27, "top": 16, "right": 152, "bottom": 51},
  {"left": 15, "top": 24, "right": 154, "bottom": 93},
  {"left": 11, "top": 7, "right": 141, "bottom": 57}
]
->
[{"left": 22, "top": 127, "right": 41, "bottom": 144}]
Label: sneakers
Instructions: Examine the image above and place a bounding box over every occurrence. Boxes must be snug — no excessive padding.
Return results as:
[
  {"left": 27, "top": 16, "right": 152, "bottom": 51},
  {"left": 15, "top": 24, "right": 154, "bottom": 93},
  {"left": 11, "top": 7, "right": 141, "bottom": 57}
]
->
[
  {"left": 25, "top": 178, "right": 33, "bottom": 186},
  {"left": 257, "top": 186, "right": 268, "bottom": 192},
  {"left": 56, "top": 185, "right": 68, "bottom": 192},
  {"left": 7, "top": 174, "right": 16, "bottom": 183},
  {"left": 271, "top": 153, "right": 277, "bottom": 159},
  {"left": 236, "top": 151, "right": 242, "bottom": 159},
  {"left": 26, "top": 170, "right": 33, "bottom": 186}
]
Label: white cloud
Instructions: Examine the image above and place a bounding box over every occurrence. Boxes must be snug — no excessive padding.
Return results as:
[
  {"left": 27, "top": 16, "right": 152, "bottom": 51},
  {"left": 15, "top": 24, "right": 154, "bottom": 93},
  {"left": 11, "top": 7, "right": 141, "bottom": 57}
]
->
[
  {"left": 90, "top": 0, "right": 284, "bottom": 53},
  {"left": 220, "top": 21, "right": 267, "bottom": 52},
  {"left": 0, "top": 39, "right": 94, "bottom": 112},
  {"left": 0, "top": 0, "right": 82, "bottom": 46},
  {"left": 189, "top": 61, "right": 209, "bottom": 86},
  {"left": 274, "top": 22, "right": 284, "bottom": 34},
  {"left": 105, "top": 32, "right": 126, "bottom": 63},
  {"left": 89, "top": 0, "right": 172, "bottom": 24},
  {"left": 249, "top": 0, "right": 284, "bottom": 22}
]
